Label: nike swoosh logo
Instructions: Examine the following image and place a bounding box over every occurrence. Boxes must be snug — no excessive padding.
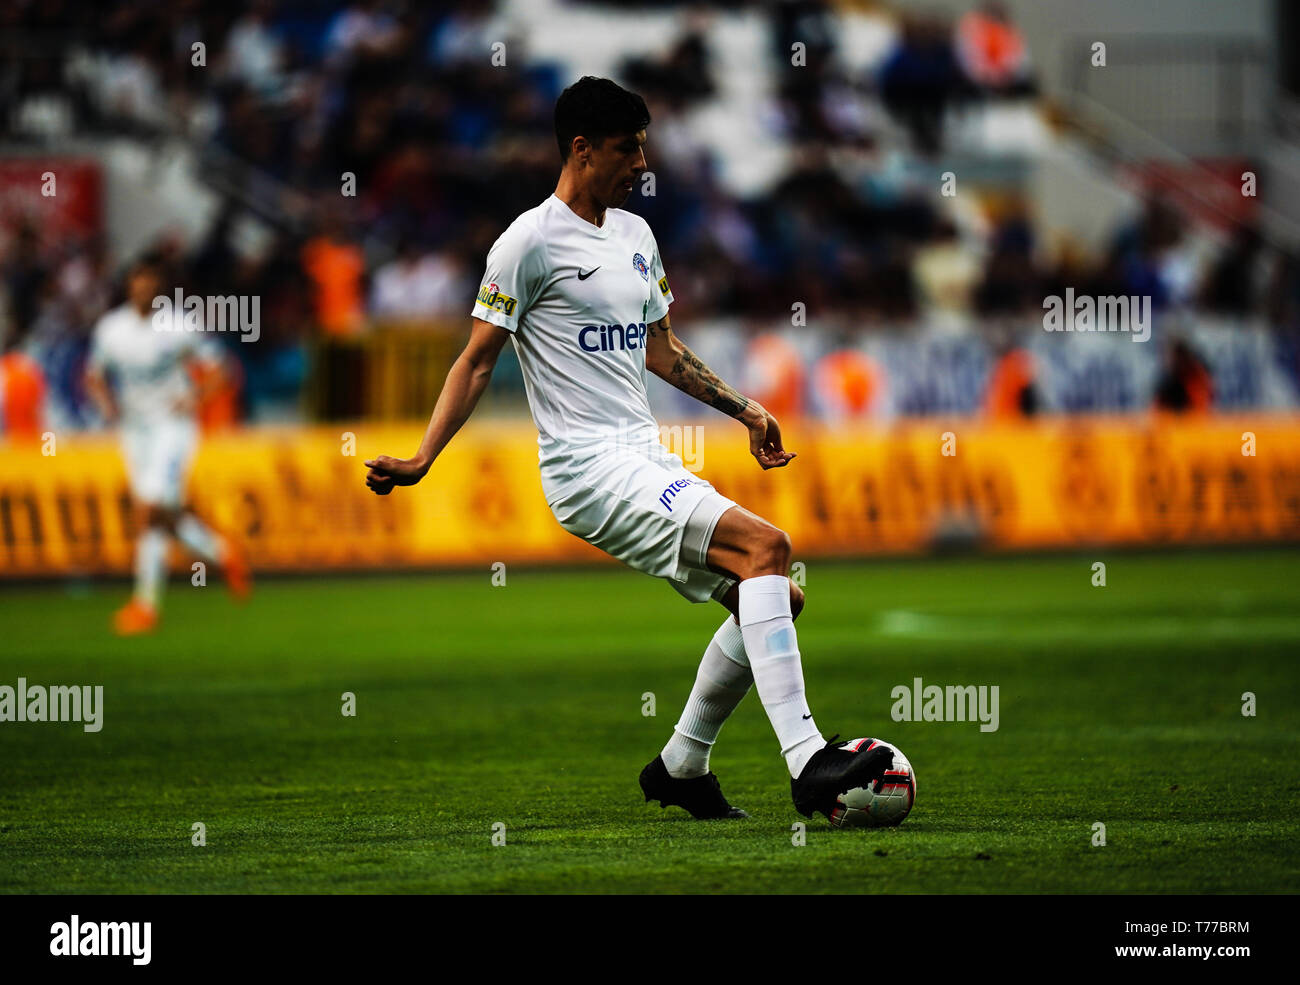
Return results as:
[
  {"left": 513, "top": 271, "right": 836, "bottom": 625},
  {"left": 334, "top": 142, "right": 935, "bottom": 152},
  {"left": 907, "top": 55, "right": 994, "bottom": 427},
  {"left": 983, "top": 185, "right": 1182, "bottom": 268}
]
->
[
  {"left": 577, "top": 266, "right": 600, "bottom": 280},
  {"left": 802, "top": 713, "right": 813, "bottom": 720}
]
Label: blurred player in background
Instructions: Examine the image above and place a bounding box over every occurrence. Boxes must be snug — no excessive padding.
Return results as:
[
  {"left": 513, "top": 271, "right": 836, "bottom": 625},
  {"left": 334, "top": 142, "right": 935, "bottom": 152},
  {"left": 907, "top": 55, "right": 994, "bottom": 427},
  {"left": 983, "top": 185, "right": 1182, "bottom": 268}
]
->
[
  {"left": 364, "top": 77, "right": 893, "bottom": 823},
  {"left": 84, "top": 256, "right": 250, "bottom": 635}
]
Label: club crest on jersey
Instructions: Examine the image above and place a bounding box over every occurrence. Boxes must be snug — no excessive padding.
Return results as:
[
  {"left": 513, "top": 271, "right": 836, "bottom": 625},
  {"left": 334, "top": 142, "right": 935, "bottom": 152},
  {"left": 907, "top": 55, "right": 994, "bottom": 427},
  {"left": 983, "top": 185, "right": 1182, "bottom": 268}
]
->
[
  {"left": 632, "top": 253, "right": 650, "bottom": 282},
  {"left": 476, "top": 282, "right": 518, "bottom": 316}
]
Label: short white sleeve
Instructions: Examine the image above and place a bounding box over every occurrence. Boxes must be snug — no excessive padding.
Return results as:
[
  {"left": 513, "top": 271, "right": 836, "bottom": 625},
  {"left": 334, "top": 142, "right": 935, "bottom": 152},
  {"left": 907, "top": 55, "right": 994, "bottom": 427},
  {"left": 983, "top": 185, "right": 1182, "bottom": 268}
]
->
[
  {"left": 647, "top": 241, "right": 674, "bottom": 323},
  {"left": 471, "top": 221, "right": 548, "bottom": 333}
]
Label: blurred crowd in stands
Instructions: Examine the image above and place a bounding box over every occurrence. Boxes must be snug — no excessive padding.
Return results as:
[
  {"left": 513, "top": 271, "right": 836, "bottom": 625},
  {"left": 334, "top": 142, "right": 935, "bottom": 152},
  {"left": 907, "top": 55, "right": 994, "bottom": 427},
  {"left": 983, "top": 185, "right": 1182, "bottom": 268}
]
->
[{"left": 2, "top": 0, "right": 1298, "bottom": 434}]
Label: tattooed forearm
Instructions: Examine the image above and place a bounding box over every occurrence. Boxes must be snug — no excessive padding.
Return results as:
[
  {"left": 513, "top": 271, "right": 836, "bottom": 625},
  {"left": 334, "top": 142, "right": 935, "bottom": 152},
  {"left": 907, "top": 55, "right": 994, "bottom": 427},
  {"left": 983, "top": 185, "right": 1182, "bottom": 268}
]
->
[
  {"left": 668, "top": 344, "right": 750, "bottom": 418},
  {"left": 647, "top": 313, "right": 751, "bottom": 418}
]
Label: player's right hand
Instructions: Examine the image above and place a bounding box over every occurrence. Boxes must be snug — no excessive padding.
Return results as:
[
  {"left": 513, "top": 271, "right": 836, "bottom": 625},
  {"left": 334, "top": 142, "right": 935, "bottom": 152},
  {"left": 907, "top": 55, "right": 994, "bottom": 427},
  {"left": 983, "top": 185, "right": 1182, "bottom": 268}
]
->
[{"left": 364, "top": 455, "right": 427, "bottom": 495}]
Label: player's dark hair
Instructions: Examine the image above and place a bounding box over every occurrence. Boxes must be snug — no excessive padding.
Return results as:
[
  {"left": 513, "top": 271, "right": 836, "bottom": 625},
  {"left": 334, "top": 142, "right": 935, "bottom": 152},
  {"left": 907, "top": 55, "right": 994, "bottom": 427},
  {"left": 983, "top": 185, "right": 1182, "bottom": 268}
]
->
[
  {"left": 120, "top": 252, "right": 179, "bottom": 306},
  {"left": 128, "top": 252, "right": 165, "bottom": 279},
  {"left": 554, "top": 76, "right": 650, "bottom": 163}
]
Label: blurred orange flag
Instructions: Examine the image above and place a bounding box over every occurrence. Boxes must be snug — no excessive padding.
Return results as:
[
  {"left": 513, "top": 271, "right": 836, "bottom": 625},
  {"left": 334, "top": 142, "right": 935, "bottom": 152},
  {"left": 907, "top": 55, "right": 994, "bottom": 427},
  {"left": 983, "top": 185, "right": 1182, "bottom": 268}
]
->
[
  {"left": 0, "top": 351, "right": 45, "bottom": 441},
  {"left": 746, "top": 334, "right": 804, "bottom": 421},
  {"left": 813, "top": 349, "right": 879, "bottom": 419},
  {"left": 302, "top": 236, "right": 365, "bottom": 337}
]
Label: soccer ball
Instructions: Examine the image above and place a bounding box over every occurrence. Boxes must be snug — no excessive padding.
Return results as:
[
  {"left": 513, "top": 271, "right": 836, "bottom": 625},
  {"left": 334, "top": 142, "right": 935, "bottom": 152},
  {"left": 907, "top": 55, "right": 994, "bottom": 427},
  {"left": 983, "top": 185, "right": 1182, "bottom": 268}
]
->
[{"left": 828, "top": 738, "right": 916, "bottom": 829}]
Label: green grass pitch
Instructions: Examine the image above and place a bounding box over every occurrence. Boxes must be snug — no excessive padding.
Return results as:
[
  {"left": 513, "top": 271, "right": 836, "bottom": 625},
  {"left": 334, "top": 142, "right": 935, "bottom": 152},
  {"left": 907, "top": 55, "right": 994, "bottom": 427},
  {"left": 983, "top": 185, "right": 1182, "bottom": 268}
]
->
[{"left": 2, "top": 550, "right": 1298, "bottom": 894}]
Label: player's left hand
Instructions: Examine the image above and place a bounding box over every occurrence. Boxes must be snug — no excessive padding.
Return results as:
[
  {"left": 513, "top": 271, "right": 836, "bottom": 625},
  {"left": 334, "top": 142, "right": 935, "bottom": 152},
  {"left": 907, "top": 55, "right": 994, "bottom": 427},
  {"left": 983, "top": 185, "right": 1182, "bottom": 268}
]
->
[{"left": 748, "top": 410, "right": 796, "bottom": 470}]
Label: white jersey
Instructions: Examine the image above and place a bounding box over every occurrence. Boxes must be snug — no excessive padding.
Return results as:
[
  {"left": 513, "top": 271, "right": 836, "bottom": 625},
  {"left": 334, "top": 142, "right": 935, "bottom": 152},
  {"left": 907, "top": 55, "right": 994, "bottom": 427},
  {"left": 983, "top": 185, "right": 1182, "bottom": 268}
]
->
[
  {"left": 88, "top": 303, "right": 219, "bottom": 428},
  {"left": 470, "top": 194, "right": 674, "bottom": 464}
]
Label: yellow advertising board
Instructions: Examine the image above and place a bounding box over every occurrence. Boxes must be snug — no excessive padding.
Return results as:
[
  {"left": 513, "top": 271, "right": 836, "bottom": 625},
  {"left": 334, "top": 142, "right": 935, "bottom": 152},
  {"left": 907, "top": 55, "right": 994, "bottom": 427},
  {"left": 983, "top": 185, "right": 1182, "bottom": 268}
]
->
[{"left": 2, "top": 416, "right": 1297, "bottom": 578}]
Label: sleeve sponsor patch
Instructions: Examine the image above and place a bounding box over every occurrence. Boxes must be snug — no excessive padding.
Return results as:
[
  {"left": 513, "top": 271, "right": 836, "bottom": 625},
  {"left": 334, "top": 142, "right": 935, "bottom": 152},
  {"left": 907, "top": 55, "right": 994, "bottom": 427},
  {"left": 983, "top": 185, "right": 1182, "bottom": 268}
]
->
[
  {"left": 476, "top": 282, "right": 518, "bottom": 316},
  {"left": 658, "top": 276, "right": 670, "bottom": 297}
]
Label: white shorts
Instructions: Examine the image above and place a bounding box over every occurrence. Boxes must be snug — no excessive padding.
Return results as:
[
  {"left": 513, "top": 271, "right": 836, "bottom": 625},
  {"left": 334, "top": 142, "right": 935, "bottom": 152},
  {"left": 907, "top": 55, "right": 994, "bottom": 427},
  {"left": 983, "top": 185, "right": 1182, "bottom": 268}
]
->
[
  {"left": 120, "top": 417, "right": 198, "bottom": 509},
  {"left": 542, "top": 441, "right": 739, "bottom": 604}
]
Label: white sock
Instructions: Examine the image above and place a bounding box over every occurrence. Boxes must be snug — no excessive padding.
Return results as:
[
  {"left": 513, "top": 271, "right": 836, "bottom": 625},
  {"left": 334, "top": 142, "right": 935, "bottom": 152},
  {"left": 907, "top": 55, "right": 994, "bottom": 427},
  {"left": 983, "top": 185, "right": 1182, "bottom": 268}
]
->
[
  {"left": 175, "top": 513, "right": 226, "bottom": 565},
  {"left": 134, "top": 527, "right": 170, "bottom": 608},
  {"left": 738, "top": 574, "right": 823, "bottom": 778},
  {"left": 661, "top": 618, "right": 753, "bottom": 779}
]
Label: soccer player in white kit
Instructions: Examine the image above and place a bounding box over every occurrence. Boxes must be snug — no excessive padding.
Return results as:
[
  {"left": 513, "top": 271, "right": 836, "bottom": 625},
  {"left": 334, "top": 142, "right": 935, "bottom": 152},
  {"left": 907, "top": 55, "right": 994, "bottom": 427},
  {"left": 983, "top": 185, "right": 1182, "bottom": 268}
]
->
[
  {"left": 85, "top": 257, "right": 250, "bottom": 635},
  {"left": 364, "top": 78, "right": 891, "bottom": 821}
]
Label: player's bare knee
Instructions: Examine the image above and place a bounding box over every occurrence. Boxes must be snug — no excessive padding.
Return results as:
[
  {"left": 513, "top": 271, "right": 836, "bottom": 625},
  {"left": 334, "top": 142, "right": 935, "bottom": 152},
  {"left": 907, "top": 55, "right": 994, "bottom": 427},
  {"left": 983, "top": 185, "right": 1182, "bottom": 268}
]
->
[{"left": 748, "top": 526, "right": 792, "bottom": 577}]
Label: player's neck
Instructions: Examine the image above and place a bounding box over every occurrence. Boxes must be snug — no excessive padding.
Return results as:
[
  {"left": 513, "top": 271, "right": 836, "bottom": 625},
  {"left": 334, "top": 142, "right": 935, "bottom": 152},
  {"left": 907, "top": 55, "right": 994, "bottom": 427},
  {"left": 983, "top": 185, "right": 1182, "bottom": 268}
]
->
[{"left": 553, "top": 177, "right": 606, "bottom": 229}]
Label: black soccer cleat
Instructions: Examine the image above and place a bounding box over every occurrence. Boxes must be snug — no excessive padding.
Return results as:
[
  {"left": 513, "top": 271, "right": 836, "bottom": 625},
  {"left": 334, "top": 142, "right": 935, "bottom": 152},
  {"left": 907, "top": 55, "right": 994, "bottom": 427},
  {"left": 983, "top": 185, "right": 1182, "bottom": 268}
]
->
[
  {"left": 790, "top": 735, "right": 896, "bottom": 820},
  {"left": 639, "top": 756, "right": 749, "bottom": 819}
]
